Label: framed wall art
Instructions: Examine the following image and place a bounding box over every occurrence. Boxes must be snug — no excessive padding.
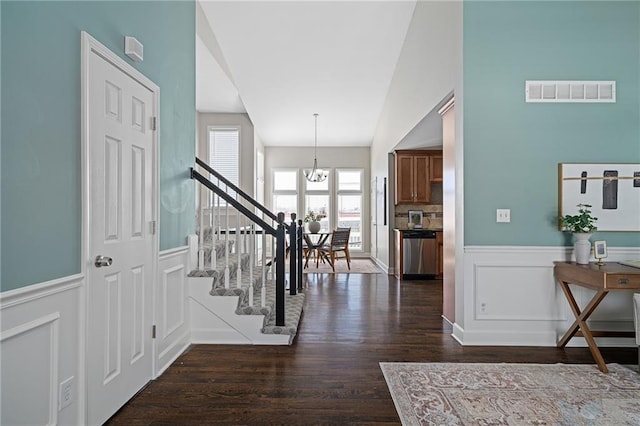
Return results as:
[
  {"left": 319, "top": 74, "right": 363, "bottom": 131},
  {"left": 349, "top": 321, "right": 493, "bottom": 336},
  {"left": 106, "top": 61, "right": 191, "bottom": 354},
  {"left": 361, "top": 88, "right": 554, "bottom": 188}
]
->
[
  {"left": 408, "top": 210, "right": 423, "bottom": 228},
  {"left": 558, "top": 163, "right": 640, "bottom": 231}
]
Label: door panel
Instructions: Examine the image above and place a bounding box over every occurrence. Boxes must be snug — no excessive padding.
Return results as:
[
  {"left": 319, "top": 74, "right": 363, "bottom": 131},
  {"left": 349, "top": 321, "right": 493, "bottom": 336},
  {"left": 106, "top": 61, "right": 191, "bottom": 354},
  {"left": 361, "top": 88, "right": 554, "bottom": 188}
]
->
[
  {"left": 414, "top": 156, "right": 430, "bottom": 203},
  {"left": 395, "top": 155, "right": 414, "bottom": 203},
  {"left": 87, "top": 46, "right": 155, "bottom": 426}
]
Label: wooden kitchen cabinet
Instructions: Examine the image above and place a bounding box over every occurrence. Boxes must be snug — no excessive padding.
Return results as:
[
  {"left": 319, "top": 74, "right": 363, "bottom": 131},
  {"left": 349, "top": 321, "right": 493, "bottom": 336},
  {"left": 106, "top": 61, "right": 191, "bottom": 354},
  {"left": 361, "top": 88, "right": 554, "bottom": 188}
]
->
[
  {"left": 430, "top": 155, "right": 443, "bottom": 183},
  {"left": 395, "top": 151, "right": 431, "bottom": 204},
  {"left": 436, "top": 231, "right": 443, "bottom": 278}
]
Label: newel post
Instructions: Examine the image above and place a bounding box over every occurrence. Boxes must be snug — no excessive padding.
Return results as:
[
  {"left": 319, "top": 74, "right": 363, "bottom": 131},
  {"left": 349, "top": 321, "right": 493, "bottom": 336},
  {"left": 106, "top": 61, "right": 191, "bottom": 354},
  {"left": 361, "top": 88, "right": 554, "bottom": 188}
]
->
[
  {"left": 275, "top": 212, "right": 286, "bottom": 326},
  {"left": 297, "top": 219, "right": 303, "bottom": 290},
  {"left": 289, "top": 213, "right": 297, "bottom": 296}
]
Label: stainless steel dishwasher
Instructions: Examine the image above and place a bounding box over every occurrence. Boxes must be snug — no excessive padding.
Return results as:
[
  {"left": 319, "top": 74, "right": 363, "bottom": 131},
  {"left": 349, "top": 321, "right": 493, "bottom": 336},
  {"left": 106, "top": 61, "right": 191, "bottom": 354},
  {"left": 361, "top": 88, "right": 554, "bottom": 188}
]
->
[{"left": 402, "top": 230, "right": 437, "bottom": 279}]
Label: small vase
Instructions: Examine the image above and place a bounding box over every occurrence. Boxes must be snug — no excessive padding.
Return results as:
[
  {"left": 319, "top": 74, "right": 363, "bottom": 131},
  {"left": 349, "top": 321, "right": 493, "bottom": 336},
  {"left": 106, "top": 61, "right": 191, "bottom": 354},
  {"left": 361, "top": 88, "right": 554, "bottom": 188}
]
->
[
  {"left": 308, "top": 221, "right": 321, "bottom": 234},
  {"left": 573, "top": 233, "right": 592, "bottom": 265}
]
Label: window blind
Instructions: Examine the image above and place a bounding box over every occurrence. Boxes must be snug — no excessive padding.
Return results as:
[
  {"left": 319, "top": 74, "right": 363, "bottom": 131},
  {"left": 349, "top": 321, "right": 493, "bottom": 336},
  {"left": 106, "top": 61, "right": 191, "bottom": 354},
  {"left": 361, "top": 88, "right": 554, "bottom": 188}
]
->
[{"left": 209, "top": 128, "right": 239, "bottom": 189}]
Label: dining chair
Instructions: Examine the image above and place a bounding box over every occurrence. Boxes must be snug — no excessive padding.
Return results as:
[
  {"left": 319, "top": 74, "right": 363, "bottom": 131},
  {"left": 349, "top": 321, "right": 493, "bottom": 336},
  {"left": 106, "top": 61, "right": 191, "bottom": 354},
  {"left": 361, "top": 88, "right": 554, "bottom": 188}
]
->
[
  {"left": 302, "top": 233, "right": 318, "bottom": 268},
  {"left": 318, "top": 228, "right": 351, "bottom": 272}
]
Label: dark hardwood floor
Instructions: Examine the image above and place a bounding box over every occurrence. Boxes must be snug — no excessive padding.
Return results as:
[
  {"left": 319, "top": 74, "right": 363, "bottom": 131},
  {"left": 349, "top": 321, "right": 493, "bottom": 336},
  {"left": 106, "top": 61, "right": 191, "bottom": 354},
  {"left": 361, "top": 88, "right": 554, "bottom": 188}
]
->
[{"left": 107, "top": 273, "right": 635, "bottom": 425}]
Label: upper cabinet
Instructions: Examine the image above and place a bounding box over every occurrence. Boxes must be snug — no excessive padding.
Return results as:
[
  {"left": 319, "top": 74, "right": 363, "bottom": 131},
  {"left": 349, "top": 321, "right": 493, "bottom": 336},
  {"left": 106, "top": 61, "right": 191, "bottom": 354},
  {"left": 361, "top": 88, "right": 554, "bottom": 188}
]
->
[
  {"left": 429, "top": 155, "right": 443, "bottom": 183},
  {"left": 395, "top": 150, "right": 442, "bottom": 205}
]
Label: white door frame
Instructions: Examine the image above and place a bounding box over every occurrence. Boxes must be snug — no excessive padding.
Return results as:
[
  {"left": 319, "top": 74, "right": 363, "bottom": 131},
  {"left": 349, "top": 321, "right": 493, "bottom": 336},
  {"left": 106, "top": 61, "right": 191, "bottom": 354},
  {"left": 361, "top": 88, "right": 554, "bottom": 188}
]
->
[{"left": 80, "top": 31, "right": 160, "bottom": 423}]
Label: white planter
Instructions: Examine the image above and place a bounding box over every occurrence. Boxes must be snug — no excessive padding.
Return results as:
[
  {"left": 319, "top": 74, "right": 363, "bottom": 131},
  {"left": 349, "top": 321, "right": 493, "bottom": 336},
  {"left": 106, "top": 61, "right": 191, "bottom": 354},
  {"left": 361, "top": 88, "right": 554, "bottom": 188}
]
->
[
  {"left": 308, "top": 221, "right": 321, "bottom": 234},
  {"left": 573, "top": 233, "right": 592, "bottom": 265}
]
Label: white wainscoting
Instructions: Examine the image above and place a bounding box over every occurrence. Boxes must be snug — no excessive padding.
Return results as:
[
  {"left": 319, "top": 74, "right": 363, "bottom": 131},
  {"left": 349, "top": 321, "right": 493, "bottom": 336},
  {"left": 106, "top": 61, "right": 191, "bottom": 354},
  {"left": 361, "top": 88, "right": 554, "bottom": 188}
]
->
[
  {"left": 0, "top": 275, "right": 83, "bottom": 426},
  {"left": 0, "top": 246, "right": 193, "bottom": 425},
  {"left": 454, "top": 246, "right": 640, "bottom": 347},
  {"left": 155, "top": 246, "right": 191, "bottom": 376}
]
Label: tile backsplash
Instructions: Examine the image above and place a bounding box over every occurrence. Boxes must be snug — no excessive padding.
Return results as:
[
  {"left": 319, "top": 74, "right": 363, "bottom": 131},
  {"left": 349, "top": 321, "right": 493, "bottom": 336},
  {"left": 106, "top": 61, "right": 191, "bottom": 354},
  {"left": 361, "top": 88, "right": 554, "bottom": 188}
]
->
[
  {"left": 393, "top": 183, "right": 444, "bottom": 229},
  {"left": 394, "top": 204, "right": 443, "bottom": 229}
]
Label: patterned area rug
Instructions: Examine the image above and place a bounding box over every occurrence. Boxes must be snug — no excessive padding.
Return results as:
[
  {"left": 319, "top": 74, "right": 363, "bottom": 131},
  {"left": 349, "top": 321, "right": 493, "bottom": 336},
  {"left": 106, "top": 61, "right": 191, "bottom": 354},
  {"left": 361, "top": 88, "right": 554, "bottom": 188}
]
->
[
  {"left": 380, "top": 362, "right": 640, "bottom": 425},
  {"left": 301, "top": 258, "right": 382, "bottom": 274}
]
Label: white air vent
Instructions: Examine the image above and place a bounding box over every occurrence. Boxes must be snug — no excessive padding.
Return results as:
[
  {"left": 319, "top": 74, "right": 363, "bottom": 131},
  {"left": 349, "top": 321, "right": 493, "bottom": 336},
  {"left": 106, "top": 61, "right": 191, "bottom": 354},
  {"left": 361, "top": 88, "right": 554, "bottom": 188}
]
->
[{"left": 525, "top": 80, "right": 616, "bottom": 103}]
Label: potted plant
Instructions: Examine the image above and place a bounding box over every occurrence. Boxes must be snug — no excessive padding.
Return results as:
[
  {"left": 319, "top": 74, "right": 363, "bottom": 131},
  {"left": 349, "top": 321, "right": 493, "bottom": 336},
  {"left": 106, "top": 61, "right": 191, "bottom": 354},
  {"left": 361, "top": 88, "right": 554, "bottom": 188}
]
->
[
  {"left": 560, "top": 204, "right": 598, "bottom": 264},
  {"left": 304, "top": 210, "right": 325, "bottom": 234}
]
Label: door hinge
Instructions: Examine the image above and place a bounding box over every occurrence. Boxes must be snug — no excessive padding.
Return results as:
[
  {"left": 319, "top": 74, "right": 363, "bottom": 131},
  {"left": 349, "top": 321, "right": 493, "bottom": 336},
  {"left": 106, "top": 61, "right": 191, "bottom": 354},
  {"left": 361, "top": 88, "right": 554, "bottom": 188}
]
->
[
  {"left": 152, "top": 325, "right": 156, "bottom": 339},
  {"left": 151, "top": 116, "right": 157, "bottom": 131},
  {"left": 150, "top": 220, "right": 157, "bottom": 235}
]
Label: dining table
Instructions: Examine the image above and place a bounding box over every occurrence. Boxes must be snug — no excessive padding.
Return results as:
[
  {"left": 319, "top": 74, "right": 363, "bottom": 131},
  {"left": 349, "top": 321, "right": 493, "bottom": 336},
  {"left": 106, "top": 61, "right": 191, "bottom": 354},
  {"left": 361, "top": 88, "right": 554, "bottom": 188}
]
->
[{"left": 303, "top": 232, "right": 331, "bottom": 268}]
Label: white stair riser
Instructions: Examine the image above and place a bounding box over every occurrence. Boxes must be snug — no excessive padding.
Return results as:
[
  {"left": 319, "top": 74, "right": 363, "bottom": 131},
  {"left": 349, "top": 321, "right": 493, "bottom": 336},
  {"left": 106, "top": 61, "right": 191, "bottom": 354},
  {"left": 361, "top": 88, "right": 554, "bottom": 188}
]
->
[{"left": 189, "top": 277, "right": 292, "bottom": 345}]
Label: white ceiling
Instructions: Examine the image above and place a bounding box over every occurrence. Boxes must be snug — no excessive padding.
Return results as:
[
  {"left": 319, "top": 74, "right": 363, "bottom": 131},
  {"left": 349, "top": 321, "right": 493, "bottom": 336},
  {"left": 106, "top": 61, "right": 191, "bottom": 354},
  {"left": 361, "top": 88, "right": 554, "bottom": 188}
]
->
[{"left": 197, "top": 0, "right": 417, "bottom": 147}]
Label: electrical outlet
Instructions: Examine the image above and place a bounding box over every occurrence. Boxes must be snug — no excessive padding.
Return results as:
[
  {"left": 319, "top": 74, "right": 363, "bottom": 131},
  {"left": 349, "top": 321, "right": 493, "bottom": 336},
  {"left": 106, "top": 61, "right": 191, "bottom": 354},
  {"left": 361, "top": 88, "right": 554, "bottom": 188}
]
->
[
  {"left": 480, "top": 302, "right": 487, "bottom": 313},
  {"left": 496, "top": 209, "right": 510, "bottom": 223},
  {"left": 59, "top": 376, "right": 74, "bottom": 410}
]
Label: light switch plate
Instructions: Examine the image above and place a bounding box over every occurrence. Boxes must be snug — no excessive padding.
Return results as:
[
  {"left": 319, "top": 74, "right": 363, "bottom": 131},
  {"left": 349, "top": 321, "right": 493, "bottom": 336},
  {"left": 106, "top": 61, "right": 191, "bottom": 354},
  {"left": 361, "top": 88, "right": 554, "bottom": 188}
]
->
[{"left": 496, "top": 209, "right": 510, "bottom": 223}]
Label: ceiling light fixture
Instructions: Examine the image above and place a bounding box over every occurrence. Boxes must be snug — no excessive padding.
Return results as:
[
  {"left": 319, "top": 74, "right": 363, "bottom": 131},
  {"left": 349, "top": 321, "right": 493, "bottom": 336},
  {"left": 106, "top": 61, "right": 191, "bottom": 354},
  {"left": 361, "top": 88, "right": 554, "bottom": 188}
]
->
[{"left": 305, "top": 113, "right": 328, "bottom": 183}]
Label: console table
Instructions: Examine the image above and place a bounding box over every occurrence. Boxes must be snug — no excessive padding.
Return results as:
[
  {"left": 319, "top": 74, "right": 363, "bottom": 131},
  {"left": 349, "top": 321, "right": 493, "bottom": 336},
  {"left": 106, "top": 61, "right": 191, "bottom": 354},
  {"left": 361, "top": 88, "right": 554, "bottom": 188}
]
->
[{"left": 554, "top": 261, "right": 640, "bottom": 373}]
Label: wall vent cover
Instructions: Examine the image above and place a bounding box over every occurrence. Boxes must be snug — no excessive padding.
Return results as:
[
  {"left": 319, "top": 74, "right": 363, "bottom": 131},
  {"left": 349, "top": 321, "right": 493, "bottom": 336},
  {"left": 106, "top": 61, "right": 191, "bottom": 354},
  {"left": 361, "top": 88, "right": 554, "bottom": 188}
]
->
[{"left": 525, "top": 80, "right": 616, "bottom": 103}]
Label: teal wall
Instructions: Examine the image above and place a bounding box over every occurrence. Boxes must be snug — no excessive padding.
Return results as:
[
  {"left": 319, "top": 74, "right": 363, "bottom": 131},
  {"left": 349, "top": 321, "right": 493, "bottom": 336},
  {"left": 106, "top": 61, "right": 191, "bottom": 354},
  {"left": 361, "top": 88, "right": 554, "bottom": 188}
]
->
[
  {"left": 1, "top": 1, "right": 195, "bottom": 291},
  {"left": 464, "top": 1, "right": 640, "bottom": 247}
]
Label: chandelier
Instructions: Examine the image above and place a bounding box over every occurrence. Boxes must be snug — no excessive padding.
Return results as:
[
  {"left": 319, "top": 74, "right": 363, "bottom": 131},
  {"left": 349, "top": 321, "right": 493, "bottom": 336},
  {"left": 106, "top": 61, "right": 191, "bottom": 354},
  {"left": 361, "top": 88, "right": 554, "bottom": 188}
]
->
[{"left": 304, "top": 113, "right": 328, "bottom": 183}]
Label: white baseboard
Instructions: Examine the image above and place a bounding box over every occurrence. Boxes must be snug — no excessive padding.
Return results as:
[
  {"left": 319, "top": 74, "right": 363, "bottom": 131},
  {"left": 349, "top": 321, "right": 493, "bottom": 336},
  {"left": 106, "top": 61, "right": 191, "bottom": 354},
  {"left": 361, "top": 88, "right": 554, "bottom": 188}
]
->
[
  {"left": 155, "top": 330, "right": 191, "bottom": 378},
  {"left": 371, "top": 256, "right": 390, "bottom": 274},
  {"left": 191, "top": 329, "right": 251, "bottom": 344}
]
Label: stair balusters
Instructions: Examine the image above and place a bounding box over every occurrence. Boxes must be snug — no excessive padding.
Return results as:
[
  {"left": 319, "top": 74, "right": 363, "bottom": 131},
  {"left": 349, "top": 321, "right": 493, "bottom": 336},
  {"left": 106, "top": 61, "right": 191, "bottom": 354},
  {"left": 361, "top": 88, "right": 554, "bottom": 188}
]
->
[{"left": 191, "top": 159, "right": 297, "bottom": 329}]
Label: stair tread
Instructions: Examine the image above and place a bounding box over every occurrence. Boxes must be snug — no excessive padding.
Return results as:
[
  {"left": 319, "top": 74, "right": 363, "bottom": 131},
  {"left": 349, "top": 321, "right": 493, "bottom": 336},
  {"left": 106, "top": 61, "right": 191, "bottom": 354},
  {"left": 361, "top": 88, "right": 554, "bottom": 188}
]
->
[
  {"left": 204, "top": 267, "right": 304, "bottom": 336},
  {"left": 187, "top": 253, "right": 250, "bottom": 278},
  {"left": 188, "top": 233, "right": 304, "bottom": 339}
]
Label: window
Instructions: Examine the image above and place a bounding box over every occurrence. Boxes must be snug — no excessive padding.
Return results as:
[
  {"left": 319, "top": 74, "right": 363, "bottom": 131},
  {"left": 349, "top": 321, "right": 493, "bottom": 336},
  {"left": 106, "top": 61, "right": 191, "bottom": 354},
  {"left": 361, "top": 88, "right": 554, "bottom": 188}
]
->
[
  {"left": 272, "top": 170, "right": 298, "bottom": 222},
  {"left": 337, "top": 169, "right": 363, "bottom": 250},
  {"left": 305, "top": 194, "right": 330, "bottom": 233},
  {"left": 209, "top": 127, "right": 239, "bottom": 200},
  {"left": 305, "top": 171, "right": 330, "bottom": 233},
  {"left": 270, "top": 168, "right": 365, "bottom": 251}
]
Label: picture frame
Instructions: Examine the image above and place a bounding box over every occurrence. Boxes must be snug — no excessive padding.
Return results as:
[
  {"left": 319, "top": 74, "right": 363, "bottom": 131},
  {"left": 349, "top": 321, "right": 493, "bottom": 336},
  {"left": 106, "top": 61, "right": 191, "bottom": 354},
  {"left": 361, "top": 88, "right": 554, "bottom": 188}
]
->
[
  {"left": 408, "top": 210, "right": 423, "bottom": 228},
  {"left": 558, "top": 163, "right": 640, "bottom": 231},
  {"left": 593, "top": 240, "right": 607, "bottom": 265}
]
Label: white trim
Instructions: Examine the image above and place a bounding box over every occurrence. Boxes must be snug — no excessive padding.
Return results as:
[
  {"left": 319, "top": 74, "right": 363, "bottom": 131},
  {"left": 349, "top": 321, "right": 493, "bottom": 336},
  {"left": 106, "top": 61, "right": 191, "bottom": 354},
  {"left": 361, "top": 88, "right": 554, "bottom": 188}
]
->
[
  {"left": 1, "top": 313, "right": 60, "bottom": 426},
  {"left": 465, "top": 245, "right": 640, "bottom": 257},
  {"left": 372, "top": 256, "right": 390, "bottom": 274},
  {"left": 159, "top": 245, "right": 190, "bottom": 259},
  {"left": 155, "top": 330, "right": 190, "bottom": 377},
  {"left": 0, "top": 274, "right": 83, "bottom": 309},
  {"left": 437, "top": 95, "right": 455, "bottom": 115},
  {"left": 155, "top": 245, "right": 191, "bottom": 377},
  {"left": 161, "top": 264, "right": 186, "bottom": 338},
  {"left": 81, "top": 31, "right": 160, "bottom": 423},
  {"left": 0, "top": 311, "right": 60, "bottom": 341},
  {"left": 455, "top": 244, "right": 640, "bottom": 347}
]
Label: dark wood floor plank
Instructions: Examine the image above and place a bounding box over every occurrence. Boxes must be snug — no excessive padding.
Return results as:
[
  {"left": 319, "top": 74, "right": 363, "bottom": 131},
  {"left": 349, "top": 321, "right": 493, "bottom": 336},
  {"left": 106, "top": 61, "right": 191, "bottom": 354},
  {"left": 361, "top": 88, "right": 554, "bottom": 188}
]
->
[{"left": 106, "top": 273, "right": 635, "bottom": 425}]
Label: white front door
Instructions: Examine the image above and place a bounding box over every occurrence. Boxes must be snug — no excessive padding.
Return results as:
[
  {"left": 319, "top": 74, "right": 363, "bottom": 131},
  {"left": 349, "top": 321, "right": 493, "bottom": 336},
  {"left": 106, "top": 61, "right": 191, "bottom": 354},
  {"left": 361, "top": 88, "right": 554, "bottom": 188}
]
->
[{"left": 84, "top": 33, "right": 157, "bottom": 425}]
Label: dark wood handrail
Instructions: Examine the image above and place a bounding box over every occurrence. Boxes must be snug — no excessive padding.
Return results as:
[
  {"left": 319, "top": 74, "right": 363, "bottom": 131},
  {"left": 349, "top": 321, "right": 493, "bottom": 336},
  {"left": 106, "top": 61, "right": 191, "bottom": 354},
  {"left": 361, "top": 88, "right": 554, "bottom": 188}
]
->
[
  {"left": 195, "top": 157, "right": 278, "bottom": 222},
  {"left": 191, "top": 168, "right": 278, "bottom": 236}
]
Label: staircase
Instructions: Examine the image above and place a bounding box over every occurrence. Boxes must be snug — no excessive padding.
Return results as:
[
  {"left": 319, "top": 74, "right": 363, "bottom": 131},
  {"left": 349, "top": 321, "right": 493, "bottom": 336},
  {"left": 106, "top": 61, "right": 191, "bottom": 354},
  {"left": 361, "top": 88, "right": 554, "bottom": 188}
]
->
[{"left": 188, "top": 158, "right": 305, "bottom": 345}]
